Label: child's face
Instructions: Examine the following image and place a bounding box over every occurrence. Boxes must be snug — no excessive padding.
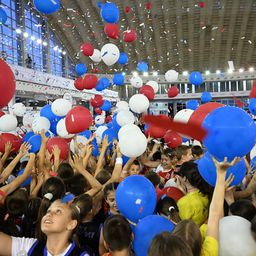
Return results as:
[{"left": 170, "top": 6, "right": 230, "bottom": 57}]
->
[
  {"left": 130, "top": 164, "right": 140, "bottom": 175},
  {"left": 106, "top": 190, "right": 119, "bottom": 214},
  {"left": 161, "top": 155, "right": 172, "bottom": 168}
]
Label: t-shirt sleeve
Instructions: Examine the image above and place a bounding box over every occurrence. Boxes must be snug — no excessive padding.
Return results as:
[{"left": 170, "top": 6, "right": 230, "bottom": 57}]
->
[
  {"left": 200, "top": 236, "right": 218, "bottom": 256},
  {"left": 11, "top": 237, "right": 37, "bottom": 255}
]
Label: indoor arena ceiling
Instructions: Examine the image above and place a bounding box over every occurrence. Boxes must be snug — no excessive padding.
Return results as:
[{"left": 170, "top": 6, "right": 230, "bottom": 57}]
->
[{"left": 39, "top": 0, "right": 256, "bottom": 74}]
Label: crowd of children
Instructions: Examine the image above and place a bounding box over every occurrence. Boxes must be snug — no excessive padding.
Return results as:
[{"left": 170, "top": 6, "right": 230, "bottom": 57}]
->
[{"left": 0, "top": 129, "right": 255, "bottom": 255}]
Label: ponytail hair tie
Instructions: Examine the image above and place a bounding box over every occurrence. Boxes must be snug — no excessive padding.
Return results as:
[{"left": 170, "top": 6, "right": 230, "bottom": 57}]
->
[
  {"left": 44, "top": 193, "right": 53, "bottom": 201},
  {"left": 61, "top": 193, "right": 75, "bottom": 204},
  {"left": 169, "top": 206, "right": 175, "bottom": 212},
  {"left": 75, "top": 205, "right": 81, "bottom": 214}
]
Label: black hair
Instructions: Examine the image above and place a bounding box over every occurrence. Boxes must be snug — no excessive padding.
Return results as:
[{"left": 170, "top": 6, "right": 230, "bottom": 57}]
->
[
  {"left": 191, "top": 145, "right": 203, "bottom": 157},
  {"left": 152, "top": 151, "right": 162, "bottom": 161},
  {"left": 67, "top": 174, "right": 90, "bottom": 196},
  {"left": 96, "top": 170, "right": 112, "bottom": 185},
  {"left": 163, "top": 148, "right": 177, "bottom": 159},
  {"left": 5, "top": 189, "right": 29, "bottom": 216},
  {"left": 230, "top": 199, "right": 256, "bottom": 221},
  {"left": 132, "top": 160, "right": 140, "bottom": 166},
  {"left": 57, "top": 162, "right": 74, "bottom": 180},
  {"left": 103, "top": 182, "right": 119, "bottom": 199},
  {"left": 148, "top": 232, "right": 193, "bottom": 256},
  {"left": 156, "top": 196, "right": 181, "bottom": 223},
  {"left": 145, "top": 171, "right": 161, "bottom": 188},
  {"left": 178, "top": 161, "right": 213, "bottom": 199},
  {"left": 73, "top": 194, "right": 93, "bottom": 221},
  {"left": 103, "top": 215, "right": 132, "bottom": 252},
  {"left": 176, "top": 145, "right": 190, "bottom": 161},
  {"left": 251, "top": 215, "right": 256, "bottom": 234}
]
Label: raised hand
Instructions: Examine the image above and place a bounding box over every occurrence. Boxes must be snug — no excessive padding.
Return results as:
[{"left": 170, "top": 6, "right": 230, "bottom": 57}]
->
[
  {"left": 102, "top": 135, "right": 110, "bottom": 149},
  {"left": 41, "top": 129, "right": 49, "bottom": 143},
  {"left": 212, "top": 156, "right": 240, "bottom": 173},
  {"left": 52, "top": 145, "right": 61, "bottom": 158},
  {"left": 73, "top": 154, "right": 83, "bottom": 171},
  {"left": 4, "top": 142, "right": 13, "bottom": 153},
  {"left": 19, "top": 142, "right": 30, "bottom": 156}
]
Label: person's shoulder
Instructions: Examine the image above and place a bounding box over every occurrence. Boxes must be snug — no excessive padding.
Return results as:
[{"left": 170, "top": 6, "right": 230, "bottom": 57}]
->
[{"left": 200, "top": 236, "right": 218, "bottom": 256}]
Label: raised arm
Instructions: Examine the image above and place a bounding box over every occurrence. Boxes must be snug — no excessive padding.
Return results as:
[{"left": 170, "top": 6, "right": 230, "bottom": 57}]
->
[{"left": 0, "top": 142, "right": 13, "bottom": 171}]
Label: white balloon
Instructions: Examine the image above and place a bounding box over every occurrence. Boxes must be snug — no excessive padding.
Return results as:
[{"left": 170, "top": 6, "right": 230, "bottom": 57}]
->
[
  {"left": 146, "top": 80, "right": 159, "bottom": 93},
  {"left": 0, "top": 114, "right": 18, "bottom": 132},
  {"left": 70, "top": 136, "right": 88, "bottom": 154},
  {"left": 23, "top": 112, "right": 35, "bottom": 128},
  {"left": 51, "top": 99, "right": 72, "bottom": 117},
  {"left": 95, "top": 115, "right": 105, "bottom": 126},
  {"left": 165, "top": 70, "right": 179, "bottom": 82},
  {"left": 116, "top": 101, "right": 129, "bottom": 112},
  {"left": 89, "top": 49, "right": 101, "bottom": 63},
  {"left": 129, "top": 94, "right": 149, "bottom": 114},
  {"left": 116, "top": 110, "right": 135, "bottom": 126},
  {"left": 101, "top": 44, "right": 120, "bottom": 66},
  {"left": 32, "top": 116, "right": 50, "bottom": 133},
  {"left": 130, "top": 76, "right": 143, "bottom": 88},
  {"left": 174, "top": 109, "right": 194, "bottom": 123},
  {"left": 119, "top": 131, "right": 147, "bottom": 157},
  {"left": 95, "top": 125, "right": 108, "bottom": 144},
  {"left": 63, "top": 93, "right": 73, "bottom": 104},
  {"left": 118, "top": 124, "right": 141, "bottom": 139},
  {"left": 56, "top": 119, "right": 74, "bottom": 138},
  {"left": 12, "top": 103, "right": 26, "bottom": 117},
  {"left": 219, "top": 216, "right": 256, "bottom": 256}
]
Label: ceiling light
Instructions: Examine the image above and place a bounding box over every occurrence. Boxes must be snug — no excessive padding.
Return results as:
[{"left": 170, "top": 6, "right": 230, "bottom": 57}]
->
[
  {"left": 205, "top": 70, "right": 210, "bottom": 75},
  {"left": 37, "top": 39, "right": 42, "bottom": 44},
  {"left": 227, "top": 69, "right": 233, "bottom": 74},
  {"left": 182, "top": 71, "right": 188, "bottom": 76},
  {"left": 143, "top": 72, "right": 149, "bottom": 77},
  {"left": 153, "top": 71, "right": 158, "bottom": 76},
  {"left": 239, "top": 68, "right": 244, "bottom": 73},
  {"left": 249, "top": 67, "right": 254, "bottom": 72},
  {"left": 132, "top": 71, "right": 138, "bottom": 77},
  {"left": 16, "top": 28, "right": 22, "bottom": 34},
  {"left": 62, "top": 51, "right": 66, "bottom": 55},
  {"left": 216, "top": 70, "right": 221, "bottom": 74},
  {"left": 31, "top": 36, "right": 35, "bottom": 41},
  {"left": 42, "top": 41, "right": 48, "bottom": 46},
  {"left": 23, "top": 32, "right": 29, "bottom": 38}
]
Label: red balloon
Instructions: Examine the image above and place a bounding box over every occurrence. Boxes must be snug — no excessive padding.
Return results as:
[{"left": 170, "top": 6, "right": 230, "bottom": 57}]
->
[
  {"left": 146, "top": 125, "right": 166, "bottom": 138},
  {"left": 83, "top": 74, "right": 98, "bottom": 90},
  {"left": 90, "top": 95, "right": 104, "bottom": 108},
  {"left": 74, "top": 78, "right": 84, "bottom": 91},
  {"left": 93, "top": 67, "right": 99, "bottom": 73},
  {"left": 105, "top": 116, "right": 112, "bottom": 123},
  {"left": 164, "top": 130, "right": 182, "bottom": 149},
  {"left": 95, "top": 108, "right": 102, "bottom": 115},
  {"left": 125, "top": 6, "right": 131, "bottom": 13},
  {"left": 139, "top": 85, "right": 155, "bottom": 101},
  {"left": 146, "top": 2, "right": 152, "bottom": 10},
  {"left": 188, "top": 102, "right": 224, "bottom": 127},
  {"left": 0, "top": 111, "right": 5, "bottom": 118},
  {"left": 0, "top": 133, "right": 22, "bottom": 153},
  {"left": 0, "top": 60, "right": 16, "bottom": 109},
  {"left": 168, "top": 86, "right": 179, "bottom": 98},
  {"left": 123, "top": 29, "right": 137, "bottom": 43},
  {"left": 65, "top": 106, "right": 93, "bottom": 134},
  {"left": 46, "top": 137, "right": 69, "bottom": 160},
  {"left": 198, "top": 1, "right": 205, "bottom": 8},
  {"left": 104, "top": 23, "right": 120, "bottom": 39},
  {"left": 81, "top": 43, "right": 94, "bottom": 56}
]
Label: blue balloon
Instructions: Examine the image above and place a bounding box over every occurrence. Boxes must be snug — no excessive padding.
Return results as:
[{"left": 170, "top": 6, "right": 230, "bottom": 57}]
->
[
  {"left": 97, "top": 2, "right": 102, "bottom": 8},
  {"left": 49, "top": 117, "right": 62, "bottom": 136},
  {"left": 133, "top": 215, "right": 175, "bottom": 256},
  {"left": 22, "top": 131, "right": 35, "bottom": 143},
  {"left": 107, "top": 122, "right": 113, "bottom": 129},
  {"left": 79, "top": 130, "right": 92, "bottom": 139},
  {"left": 102, "top": 128, "right": 117, "bottom": 142},
  {"left": 122, "top": 155, "right": 130, "bottom": 165},
  {"left": 198, "top": 152, "right": 246, "bottom": 186},
  {"left": 75, "top": 63, "right": 87, "bottom": 76},
  {"left": 100, "top": 2, "right": 119, "bottom": 23},
  {"left": 112, "top": 115, "right": 121, "bottom": 133},
  {"left": 203, "top": 106, "right": 256, "bottom": 161},
  {"left": 33, "top": 0, "right": 61, "bottom": 15},
  {"left": 249, "top": 98, "right": 256, "bottom": 116},
  {"left": 40, "top": 105, "right": 57, "bottom": 122},
  {"left": 92, "top": 141, "right": 100, "bottom": 157},
  {"left": 0, "top": 8, "right": 7, "bottom": 24},
  {"left": 18, "top": 168, "right": 32, "bottom": 188},
  {"left": 201, "top": 92, "right": 212, "bottom": 103},
  {"left": 182, "top": 137, "right": 189, "bottom": 143},
  {"left": 118, "top": 52, "right": 129, "bottom": 65},
  {"left": 96, "top": 77, "right": 110, "bottom": 91},
  {"left": 250, "top": 156, "right": 256, "bottom": 171},
  {"left": 101, "top": 100, "right": 112, "bottom": 112},
  {"left": 116, "top": 175, "right": 157, "bottom": 223},
  {"left": 189, "top": 71, "right": 204, "bottom": 86},
  {"left": 113, "top": 73, "right": 125, "bottom": 86},
  {"left": 186, "top": 100, "right": 199, "bottom": 110},
  {"left": 27, "top": 135, "right": 42, "bottom": 153},
  {"left": 137, "top": 61, "right": 149, "bottom": 72}
]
